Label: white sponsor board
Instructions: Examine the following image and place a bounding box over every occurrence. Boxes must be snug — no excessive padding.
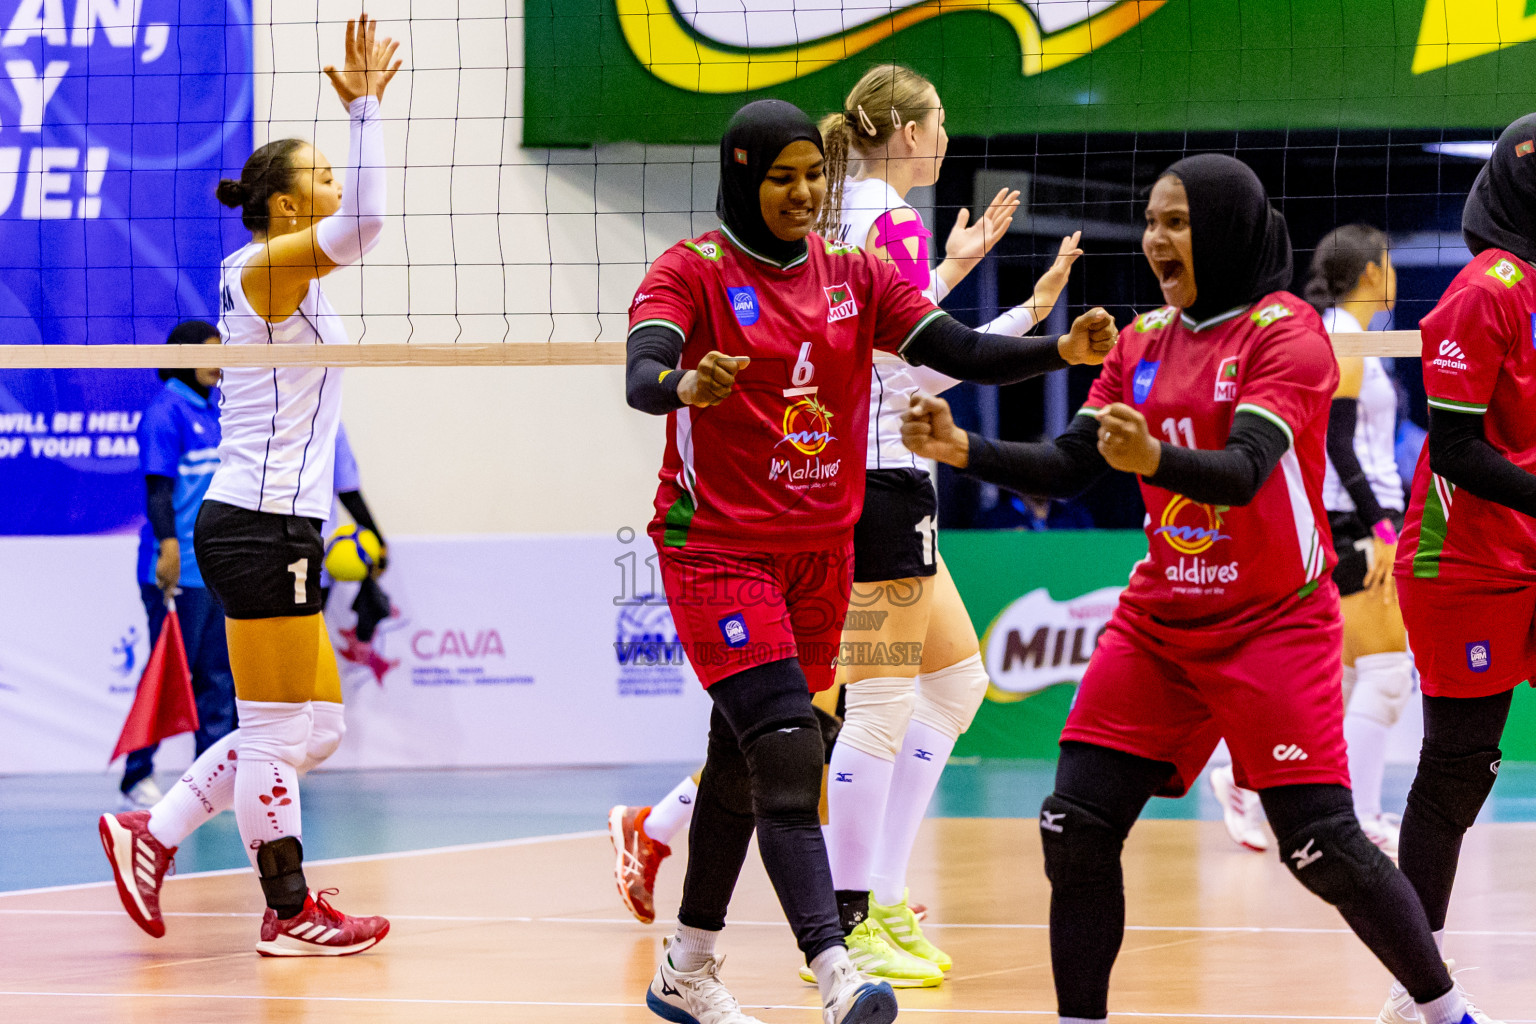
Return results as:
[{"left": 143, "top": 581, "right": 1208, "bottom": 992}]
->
[{"left": 0, "top": 534, "right": 712, "bottom": 772}]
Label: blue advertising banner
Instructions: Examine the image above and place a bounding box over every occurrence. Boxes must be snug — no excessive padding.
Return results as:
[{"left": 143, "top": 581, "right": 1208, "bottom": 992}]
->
[{"left": 0, "top": 0, "right": 251, "bottom": 534}]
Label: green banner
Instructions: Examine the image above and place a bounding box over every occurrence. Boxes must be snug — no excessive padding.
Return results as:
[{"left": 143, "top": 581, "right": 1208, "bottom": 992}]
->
[
  {"left": 939, "top": 530, "right": 1536, "bottom": 760},
  {"left": 525, "top": 1, "right": 1536, "bottom": 147}
]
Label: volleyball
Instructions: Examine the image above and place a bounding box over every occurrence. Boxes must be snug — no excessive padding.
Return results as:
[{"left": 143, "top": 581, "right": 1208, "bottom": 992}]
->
[{"left": 324, "top": 524, "right": 382, "bottom": 582}]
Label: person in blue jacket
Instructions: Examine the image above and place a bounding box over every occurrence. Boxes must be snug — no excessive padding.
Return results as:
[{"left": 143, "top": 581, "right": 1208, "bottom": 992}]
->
[{"left": 119, "top": 321, "right": 238, "bottom": 809}]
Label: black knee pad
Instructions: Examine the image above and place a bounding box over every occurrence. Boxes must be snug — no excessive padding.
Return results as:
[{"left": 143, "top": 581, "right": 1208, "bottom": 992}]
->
[
  {"left": 1406, "top": 740, "right": 1501, "bottom": 833},
  {"left": 1039, "top": 793, "right": 1126, "bottom": 894},
  {"left": 813, "top": 703, "right": 842, "bottom": 763},
  {"left": 743, "top": 715, "right": 824, "bottom": 821},
  {"left": 1274, "top": 811, "right": 1394, "bottom": 906}
]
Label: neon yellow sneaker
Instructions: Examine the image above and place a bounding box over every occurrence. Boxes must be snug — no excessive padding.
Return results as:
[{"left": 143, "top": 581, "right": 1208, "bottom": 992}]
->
[
  {"left": 797, "top": 919, "right": 943, "bottom": 989},
  {"left": 870, "top": 890, "right": 952, "bottom": 971}
]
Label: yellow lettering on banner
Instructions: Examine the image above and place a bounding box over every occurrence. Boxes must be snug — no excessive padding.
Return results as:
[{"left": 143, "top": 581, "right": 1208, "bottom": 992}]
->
[
  {"left": 1413, "top": 0, "right": 1536, "bottom": 74},
  {"left": 616, "top": 0, "right": 1167, "bottom": 94}
]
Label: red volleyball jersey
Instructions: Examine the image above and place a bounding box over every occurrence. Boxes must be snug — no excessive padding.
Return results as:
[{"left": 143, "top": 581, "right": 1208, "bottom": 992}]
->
[
  {"left": 1398, "top": 249, "right": 1536, "bottom": 584},
  {"left": 1085, "top": 293, "right": 1339, "bottom": 625},
  {"left": 629, "top": 226, "right": 941, "bottom": 551}
]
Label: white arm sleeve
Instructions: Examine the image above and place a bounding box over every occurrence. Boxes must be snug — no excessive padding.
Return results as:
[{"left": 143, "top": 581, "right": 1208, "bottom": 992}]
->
[
  {"left": 929, "top": 273, "right": 950, "bottom": 304},
  {"left": 906, "top": 363, "right": 964, "bottom": 395},
  {"left": 978, "top": 304, "right": 1037, "bottom": 337},
  {"left": 315, "top": 97, "right": 386, "bottom": 267}
]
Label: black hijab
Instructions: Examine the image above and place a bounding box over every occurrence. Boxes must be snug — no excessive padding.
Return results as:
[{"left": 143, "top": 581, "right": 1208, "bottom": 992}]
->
[
  {"left": 1161, "top": 154, "right": 1294, "bottom": 323},
  {"left": 1463, "top": 113, "right": 1536, "bottom": 266},
  {"left": 158, "top": 319, "right": 218, "bottom": 398},
  {"left": 717, "top": 99, "right": 823, "bottom": 266}
]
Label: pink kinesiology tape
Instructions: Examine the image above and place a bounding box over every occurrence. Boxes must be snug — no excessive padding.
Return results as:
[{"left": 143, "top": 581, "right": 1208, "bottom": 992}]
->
[{"left": 873, "top": 211, "right": 933, "bottom": 291}]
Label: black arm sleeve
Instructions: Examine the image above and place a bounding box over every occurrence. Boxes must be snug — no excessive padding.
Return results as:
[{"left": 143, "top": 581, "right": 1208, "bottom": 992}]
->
[
  {"left": 1325, "top": 398, "right": 1387, "bottom": 527},
  {"left": 963, "top": 415, "right": 1109, "bottom": 498},
  {"left": 626, "top": 325, "right": 687, "bottom": 415},
  {"left": 1427, "top": 408, "right": 1536, "bottom": 519},
  {"left": 900, "top": 313, "right": 1068, "bottom": 385},
  {"left": 339, "top": 490, "right": 381, "bottom": 539},
  {"left": 1146, "top": 412, "right": 1291, "bottom": 507},
  {"left": 145, "top": 475, "right": 176, "bottom": 542}
]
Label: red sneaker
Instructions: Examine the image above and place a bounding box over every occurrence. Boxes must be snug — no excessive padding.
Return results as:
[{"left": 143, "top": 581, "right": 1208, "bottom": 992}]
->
[
  {"left": 256, "top": 889, "right": 390, "bottom": 957},
  {"left": 608, "top": 805, "right": 670, "bottom": 924},
  {"left": 98, "top": 810, "right": 176, "bottom": 938}
]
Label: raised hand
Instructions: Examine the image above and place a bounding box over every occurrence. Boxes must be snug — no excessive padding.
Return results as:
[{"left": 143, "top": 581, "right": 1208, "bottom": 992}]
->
[
  {"left": 1057, "top": 306, "right": 1117, "bottom": 365},
  {"left": 901, "top": 393, "right": 969, "bottom": 467},
  {"left": 677, "top": 351, "right": 750, "bottom": 407},
  {"left": 323, "top": 11, "right": 402, "bottom": 108},
  {"left": 945, "top": 187, "right": 1020, "bottom": 268},
  {"left": 1095, "top": 403, "right": 1161, "bottom": 476}
]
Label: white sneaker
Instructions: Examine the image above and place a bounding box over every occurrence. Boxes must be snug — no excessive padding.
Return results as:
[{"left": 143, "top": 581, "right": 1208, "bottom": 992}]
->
[
  {"left": 1360, "top": 812, "right": 1401, "bottom": 861},
  {"left": 1375, "top": 960, "right": 1504, "bottom": 1024},
  {"left": 820, "top": 956, "right": 898, "bottom": 1024},
  {"left": 646, "top": 937, "right": 766, "bottom": 1024},
  {"left": 118, "top": 777, "right": 163, "bottom": 812},
  {"left": 1209, "top": 764, "right": 1268, "bottom": 852}
]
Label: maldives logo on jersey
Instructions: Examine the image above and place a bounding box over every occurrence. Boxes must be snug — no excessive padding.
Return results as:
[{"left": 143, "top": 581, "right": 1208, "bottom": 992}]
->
[
  {"left": 728, "top": 286, "right": 760, "bottom": 325},
  {"left": 1131, "top": 360, "right": 1159, "bottom": 404},
  {"left": 1214, "top": 357, "right": 1240, "bottom": 401},
  {"left": 777, "top": 397, "right": 836, "bottom": 455},
  {"left": 1154, "top": 496, "right": 1230, "bottom": 555},
  {"left": 825, "top": 283, "right": 858, "bottom": 323}
]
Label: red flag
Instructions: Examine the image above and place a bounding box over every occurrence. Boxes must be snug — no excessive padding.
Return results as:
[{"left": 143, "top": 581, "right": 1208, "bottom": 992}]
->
[{"left": 111, "top": 599, "right": 200, "bottom": 763}]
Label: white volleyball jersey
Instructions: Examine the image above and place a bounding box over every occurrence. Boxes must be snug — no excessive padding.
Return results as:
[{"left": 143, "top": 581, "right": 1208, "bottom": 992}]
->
[
  {"left": 1320, "top": 307, "right": 1404, "bottom": 513},
  {"left": 837, "top": 176, "right": 960, "bottom": 470},
  {"left": 204, "top": 243, "right": 347, "bottom": 520}
]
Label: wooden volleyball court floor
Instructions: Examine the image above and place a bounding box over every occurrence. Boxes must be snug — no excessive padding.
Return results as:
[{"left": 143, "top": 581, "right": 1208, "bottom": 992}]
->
[{"left": 1, "top": 817, "right": 1533, "bottom": 1024}]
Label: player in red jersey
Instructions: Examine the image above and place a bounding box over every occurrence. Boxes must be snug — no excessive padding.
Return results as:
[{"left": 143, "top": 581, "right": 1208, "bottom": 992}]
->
[
  {"left": 903, "top": 154, "right": 1483, "bottom": 1024},
  {"left": 625, "top": 99, "right": 1115, "bottom": 1024},
  {"left": 1379, "top": 117, "right": 1536, "bottom": 1024}
]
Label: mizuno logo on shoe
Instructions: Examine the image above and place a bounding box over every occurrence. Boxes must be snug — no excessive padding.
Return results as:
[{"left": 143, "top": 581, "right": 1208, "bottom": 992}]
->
[
  {"left": 1290, "top": 839, "right": 1323, "bottom": 869},
  {"left": 661, "top": 981, "right": 680, "bottom": 997},
  {"left": 1040, "top": 810, "right": 1065, "bottom": 833},
  {"left": 1272, "top": 743, "right": 1309, "bottom": 761}
]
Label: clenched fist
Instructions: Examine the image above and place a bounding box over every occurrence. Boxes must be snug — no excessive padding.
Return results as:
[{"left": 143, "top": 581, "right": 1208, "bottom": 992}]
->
[
  {"left": 677, "top": 351, "right": 751, "bottom": 408},
  {"left": 901, "top": 393, "right": 969, "bottom": 467},
  {"left": 1056, "top": 307, "right": 1117, "bottom": 366}
]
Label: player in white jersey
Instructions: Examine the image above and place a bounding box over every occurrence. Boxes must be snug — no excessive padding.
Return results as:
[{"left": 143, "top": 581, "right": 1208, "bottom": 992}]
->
[
  {"left": 800, "top": 64, "right": 1080, "bottom": 986},
  {"left": 606, "top": 69, "right": 1082, "bottom": 979},
  {"left": 98, "top": 12, "right": 398, "bottom": 956},
  {"left": 1210, "top": 224, "right": 1411, "bottom": 858}
]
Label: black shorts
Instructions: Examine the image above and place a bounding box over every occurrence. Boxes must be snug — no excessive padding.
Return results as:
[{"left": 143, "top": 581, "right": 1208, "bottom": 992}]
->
[
  {"left": 195, "top": 500, "right": 325, "bottom": 619},
  {"left": 1329, "top": 509, "right": 1405, "bottom": 598},
  {"left": 852, "top": 468, "right": 938, "bottom": 583}
]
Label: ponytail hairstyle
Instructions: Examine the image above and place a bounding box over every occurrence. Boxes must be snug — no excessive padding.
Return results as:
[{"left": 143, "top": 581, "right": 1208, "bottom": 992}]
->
[
  {"left": 216, "top": 138, "right": 308, "bottom": 233},
  {"left": 814, "top": 63, "right": 937, "bottom": 236},
  {"left": 1304, "top": 223, "right": 1389, "bottom": 314}
]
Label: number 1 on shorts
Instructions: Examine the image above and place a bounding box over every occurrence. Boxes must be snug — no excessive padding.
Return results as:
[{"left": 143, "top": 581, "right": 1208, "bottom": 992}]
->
[
  {"left": 915, "top": 514, "right": 936, "bottom": 567},
  {"left": 288, "top": 558, "right": 308, "bottom": 604}
]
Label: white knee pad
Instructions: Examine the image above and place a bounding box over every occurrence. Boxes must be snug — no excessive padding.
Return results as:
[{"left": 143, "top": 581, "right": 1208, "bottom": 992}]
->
[
  {"left": 838, "top": 675, "right": 918, "bottom": 759},
  {"left": 235, "top": 700, "right": 313, "bottom": 766},
  {"left": 1346, "top": 652, "right": 1415, "bottom": 728},
  {"left": 299, "top": 701, "right": 347, "bottom": 774},
  {"left": 911, "top": 652, "right": 989, "bottom": 740}
]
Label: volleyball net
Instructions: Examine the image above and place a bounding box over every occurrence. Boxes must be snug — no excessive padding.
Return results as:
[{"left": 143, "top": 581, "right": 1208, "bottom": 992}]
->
[{"left": 3, "top": 0, "right": 1533, "bottom": 369}]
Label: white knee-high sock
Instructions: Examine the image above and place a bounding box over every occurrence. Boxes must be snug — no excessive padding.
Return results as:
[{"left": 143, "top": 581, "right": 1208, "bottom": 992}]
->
[
  {"left": 147, "top": 729, "right": 241, "bottom": 848},
  {"left": 825, "top": 742, "right": 895, "bottom": 892},
  {"left": 870, "top": 718, "right": 956, "bottom": 906},
  {"left": 1345, "top": 652, "right": 1413, "bottom": 820},
  {"left": 234, "top": 700, "right": 311, "bottom": 868},
  {"left": 643, "top": 774, "right": 699, "bottom": 846},
  {"left": 1344, "top": 711, "right": 1389, "bottom": 819}
]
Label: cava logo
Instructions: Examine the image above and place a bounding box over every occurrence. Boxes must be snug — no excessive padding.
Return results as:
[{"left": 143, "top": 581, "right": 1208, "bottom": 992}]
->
[
  {"left": 1414, "top": 0, "right": 1536, "bottom": 74},
  {"left": 617, "top": 0, "right": 1168, "bottom": 93},
  {"left": 982, "top": 586, "right": 1121, "bottom": 701}
]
